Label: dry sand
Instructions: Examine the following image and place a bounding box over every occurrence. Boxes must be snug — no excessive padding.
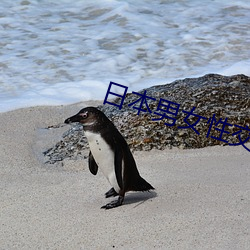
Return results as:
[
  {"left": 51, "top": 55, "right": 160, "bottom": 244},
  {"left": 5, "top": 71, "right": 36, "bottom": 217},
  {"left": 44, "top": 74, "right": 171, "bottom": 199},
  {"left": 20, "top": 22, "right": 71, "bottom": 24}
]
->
[{"left": 0, "top": 102, "right": 249, "bottom": 249}]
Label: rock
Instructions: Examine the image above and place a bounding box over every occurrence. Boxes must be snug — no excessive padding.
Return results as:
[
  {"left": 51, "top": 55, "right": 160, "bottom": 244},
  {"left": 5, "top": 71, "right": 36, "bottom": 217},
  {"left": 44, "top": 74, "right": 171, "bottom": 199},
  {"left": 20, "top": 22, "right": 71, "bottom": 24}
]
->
[{"left": 43, "top": 74, "right": 250, "bottom": 164}]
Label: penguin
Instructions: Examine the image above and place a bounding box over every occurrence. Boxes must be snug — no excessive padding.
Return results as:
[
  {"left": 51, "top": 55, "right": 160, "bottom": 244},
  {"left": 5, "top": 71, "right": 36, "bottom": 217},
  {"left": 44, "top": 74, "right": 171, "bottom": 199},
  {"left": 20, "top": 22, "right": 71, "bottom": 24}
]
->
[{"left": 65, "top": 106, "right": 154, "bottom": 209}]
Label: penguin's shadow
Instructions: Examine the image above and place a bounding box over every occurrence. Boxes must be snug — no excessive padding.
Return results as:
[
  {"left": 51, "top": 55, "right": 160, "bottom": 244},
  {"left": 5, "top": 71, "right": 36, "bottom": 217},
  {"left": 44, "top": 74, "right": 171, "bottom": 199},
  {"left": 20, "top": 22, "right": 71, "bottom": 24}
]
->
[{"left": 123, "top": 191, "right": 157, "bottom": 208}]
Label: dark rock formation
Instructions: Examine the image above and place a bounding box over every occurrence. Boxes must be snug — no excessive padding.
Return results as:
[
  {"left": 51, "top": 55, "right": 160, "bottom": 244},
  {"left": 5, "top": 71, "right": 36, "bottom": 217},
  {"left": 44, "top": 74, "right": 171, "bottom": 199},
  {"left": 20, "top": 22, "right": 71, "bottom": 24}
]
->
[{"left": 44, "top": 74, "right": 250, "bottom": 163}]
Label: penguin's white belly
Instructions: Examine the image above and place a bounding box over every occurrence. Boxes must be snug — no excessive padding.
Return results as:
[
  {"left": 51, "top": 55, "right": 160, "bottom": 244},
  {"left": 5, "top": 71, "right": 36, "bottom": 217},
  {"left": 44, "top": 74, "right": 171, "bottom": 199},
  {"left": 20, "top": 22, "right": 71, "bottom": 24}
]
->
[{"left": 85, "top": 131, "right": 120, "bottom": 193}]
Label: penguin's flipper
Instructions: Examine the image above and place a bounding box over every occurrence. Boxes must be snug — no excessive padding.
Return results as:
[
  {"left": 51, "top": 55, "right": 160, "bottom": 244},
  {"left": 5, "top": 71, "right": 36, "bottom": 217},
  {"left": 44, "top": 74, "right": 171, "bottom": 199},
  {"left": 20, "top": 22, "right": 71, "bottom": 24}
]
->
[
  {"left": 105, "top": 187, "right": 118, "bottom": 198},
  {"left": 88, "top": 151, "right": 98, "bottom": 175}
]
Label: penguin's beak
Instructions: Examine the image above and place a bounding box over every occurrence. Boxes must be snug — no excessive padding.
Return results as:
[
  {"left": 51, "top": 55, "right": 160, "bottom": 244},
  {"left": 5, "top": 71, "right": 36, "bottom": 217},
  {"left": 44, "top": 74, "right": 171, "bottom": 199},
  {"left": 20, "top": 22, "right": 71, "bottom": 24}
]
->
[{"left": 64, "top": 114, "right": 81, "bottom": 124}]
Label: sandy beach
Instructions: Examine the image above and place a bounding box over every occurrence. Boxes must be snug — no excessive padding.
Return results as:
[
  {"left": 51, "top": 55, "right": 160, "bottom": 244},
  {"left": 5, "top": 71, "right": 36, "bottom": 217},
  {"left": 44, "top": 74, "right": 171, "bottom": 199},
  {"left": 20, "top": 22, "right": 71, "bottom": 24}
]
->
[{"left": 0, "top": 102, "right": 249, "bottom": 249}]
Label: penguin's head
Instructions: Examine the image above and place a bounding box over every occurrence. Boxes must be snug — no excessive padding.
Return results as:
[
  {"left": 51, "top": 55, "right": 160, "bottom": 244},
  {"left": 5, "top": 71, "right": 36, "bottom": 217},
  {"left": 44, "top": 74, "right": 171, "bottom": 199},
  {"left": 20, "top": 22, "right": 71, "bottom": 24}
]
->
[{"left": 65, "top": 107, "right": 108, "bottom": 129}]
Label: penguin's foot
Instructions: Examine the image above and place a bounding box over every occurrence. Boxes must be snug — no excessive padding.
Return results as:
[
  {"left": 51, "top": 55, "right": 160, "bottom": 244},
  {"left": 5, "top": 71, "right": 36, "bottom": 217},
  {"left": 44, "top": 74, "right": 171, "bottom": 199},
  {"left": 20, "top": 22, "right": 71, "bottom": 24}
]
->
[
  {"left": 101, "top": 196, "right": 124, "bottom": 209},
  {"left": 105, "top": 187, "right": 118, "bottom": 198}
]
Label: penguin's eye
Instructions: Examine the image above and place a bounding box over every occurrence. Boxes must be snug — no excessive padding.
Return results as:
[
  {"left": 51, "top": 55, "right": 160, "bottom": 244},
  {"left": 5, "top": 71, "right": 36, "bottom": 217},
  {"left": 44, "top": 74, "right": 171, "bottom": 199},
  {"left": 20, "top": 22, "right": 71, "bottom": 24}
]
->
[{"left": 79, "top": 112, "right": 88, "bottom": 119}]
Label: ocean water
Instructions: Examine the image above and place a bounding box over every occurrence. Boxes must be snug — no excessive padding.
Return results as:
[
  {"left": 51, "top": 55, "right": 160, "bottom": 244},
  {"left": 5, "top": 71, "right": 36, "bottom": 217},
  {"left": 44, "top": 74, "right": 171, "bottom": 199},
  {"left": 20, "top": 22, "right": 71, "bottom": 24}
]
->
[{"left": 0, "top": 0, "right": 250, "bottom": 112}]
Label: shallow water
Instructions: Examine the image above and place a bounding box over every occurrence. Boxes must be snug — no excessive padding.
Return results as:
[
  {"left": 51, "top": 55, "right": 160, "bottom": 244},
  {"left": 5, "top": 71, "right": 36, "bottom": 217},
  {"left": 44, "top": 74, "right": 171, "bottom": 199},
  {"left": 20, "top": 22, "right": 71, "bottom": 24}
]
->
[{"left": 0, "top": 0, "right": 250, "bottom": 112}]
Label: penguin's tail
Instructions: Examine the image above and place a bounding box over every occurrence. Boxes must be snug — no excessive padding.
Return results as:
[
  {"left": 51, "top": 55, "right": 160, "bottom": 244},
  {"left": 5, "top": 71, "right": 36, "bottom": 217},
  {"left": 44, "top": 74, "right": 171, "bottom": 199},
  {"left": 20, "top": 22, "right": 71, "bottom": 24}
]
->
[{"left": 132, "top": 176, "right": 154, "bottom": 192}]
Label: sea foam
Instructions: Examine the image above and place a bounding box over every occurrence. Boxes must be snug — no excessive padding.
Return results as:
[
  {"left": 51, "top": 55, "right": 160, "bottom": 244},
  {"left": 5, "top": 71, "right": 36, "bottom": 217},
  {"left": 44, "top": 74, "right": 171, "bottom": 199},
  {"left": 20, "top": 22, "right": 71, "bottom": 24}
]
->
[{"left": 0, "top": 0, "right": 249, "bottom": 112}]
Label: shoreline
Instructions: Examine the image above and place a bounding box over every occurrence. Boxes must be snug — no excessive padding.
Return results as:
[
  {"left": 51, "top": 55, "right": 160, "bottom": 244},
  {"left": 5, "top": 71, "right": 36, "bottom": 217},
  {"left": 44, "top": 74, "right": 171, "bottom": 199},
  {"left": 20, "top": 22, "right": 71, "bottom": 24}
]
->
[{"left": 0, "top": 102, "right": 249, "bottom": 249}]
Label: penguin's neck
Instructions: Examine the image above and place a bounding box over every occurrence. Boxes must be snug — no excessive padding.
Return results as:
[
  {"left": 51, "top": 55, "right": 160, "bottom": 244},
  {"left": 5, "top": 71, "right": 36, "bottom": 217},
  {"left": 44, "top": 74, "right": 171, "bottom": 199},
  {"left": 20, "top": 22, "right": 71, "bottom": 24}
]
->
[
  {"left": 84, "top": 130, "right": 100, "bottom": 142},
  {"left": 82, "top": 122, "right": 110, "bottom": 134}
]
